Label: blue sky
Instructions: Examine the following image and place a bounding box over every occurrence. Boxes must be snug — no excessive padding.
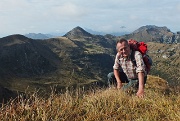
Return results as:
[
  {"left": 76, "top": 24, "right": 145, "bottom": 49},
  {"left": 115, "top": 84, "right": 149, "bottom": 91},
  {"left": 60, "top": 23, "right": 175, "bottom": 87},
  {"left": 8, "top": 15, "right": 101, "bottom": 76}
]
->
[{"left": 0, "top": 0, "right": 180, "bottom": 37}]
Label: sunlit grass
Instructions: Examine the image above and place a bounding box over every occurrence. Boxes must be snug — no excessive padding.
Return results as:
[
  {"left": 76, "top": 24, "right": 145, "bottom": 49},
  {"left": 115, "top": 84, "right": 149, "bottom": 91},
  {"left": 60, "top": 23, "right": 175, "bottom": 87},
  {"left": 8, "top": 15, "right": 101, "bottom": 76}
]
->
[{"left": 0, "top": 76, "right": 180, "bottom": 121}]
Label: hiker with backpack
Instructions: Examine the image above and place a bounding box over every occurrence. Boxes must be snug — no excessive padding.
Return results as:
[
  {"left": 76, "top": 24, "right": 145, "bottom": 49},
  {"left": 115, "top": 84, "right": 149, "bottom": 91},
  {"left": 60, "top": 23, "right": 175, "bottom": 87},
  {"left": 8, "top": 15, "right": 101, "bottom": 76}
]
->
[{"left": 107, "top": 38, "right": 152, "bottom": 98}]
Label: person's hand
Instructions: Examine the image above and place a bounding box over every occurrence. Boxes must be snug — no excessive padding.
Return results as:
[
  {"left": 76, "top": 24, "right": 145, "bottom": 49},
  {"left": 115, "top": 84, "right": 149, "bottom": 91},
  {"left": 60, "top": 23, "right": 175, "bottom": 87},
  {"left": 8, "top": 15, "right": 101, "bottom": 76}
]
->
[
  {"left": 136, "top": 89, "right": 144, "bottom": 98},
  {"left": 117, "top": 82, "right": 123, "bottom": 89}
]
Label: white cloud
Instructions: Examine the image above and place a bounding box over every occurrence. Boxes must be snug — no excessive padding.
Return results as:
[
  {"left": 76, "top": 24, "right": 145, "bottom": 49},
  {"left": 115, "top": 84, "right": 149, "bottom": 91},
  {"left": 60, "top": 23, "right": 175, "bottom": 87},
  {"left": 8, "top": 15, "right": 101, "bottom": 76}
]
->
[
  {"left": 50, "top": 2, "right": 87, "bottom": 20},
  {"left": 0, "top": 0, "right": 180, "bottom": 37},
  {"left": 177, "top": 3, "right": 180, "bottom": 10}
]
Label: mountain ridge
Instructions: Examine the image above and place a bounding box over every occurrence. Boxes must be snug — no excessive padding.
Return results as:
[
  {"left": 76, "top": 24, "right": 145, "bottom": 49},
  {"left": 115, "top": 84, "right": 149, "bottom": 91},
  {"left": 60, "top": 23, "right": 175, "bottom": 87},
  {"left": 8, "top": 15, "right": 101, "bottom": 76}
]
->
[
  {"left": 122, "top": 25, "right": 180, "bottom": 43},
  {"left": 20, "top": 25, "right": 180, "bottom": 43}
]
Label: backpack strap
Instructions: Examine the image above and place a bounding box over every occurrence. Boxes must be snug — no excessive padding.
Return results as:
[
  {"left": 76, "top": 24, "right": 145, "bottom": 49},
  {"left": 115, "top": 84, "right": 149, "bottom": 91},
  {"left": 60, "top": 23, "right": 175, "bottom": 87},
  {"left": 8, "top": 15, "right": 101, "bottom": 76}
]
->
[{"left": 130, "top": 50, "right": 137, "bottom": 67}]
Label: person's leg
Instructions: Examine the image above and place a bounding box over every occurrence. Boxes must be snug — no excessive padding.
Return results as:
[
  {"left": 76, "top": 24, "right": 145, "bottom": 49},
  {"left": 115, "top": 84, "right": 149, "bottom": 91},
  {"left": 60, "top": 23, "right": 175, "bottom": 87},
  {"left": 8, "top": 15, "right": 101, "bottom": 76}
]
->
[
  {"left": 107, "top": 71, "right": 129, "bottom": 87},
  {"left": 122, "top": 76, "right": 147, "bottom": 92},
  {"left": 107, "top": 72, "right": 116, "bottom": 87},
  {"left": 122, "top": 79, "right": 138, "bottom": 91}
]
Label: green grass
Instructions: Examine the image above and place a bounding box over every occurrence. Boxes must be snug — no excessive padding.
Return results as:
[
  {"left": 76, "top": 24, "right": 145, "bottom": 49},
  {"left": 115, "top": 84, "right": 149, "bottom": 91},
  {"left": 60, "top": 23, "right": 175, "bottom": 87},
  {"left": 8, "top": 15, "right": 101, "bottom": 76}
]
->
[{"left": 0, "top": 76, "right": 179, "bottom": 121}]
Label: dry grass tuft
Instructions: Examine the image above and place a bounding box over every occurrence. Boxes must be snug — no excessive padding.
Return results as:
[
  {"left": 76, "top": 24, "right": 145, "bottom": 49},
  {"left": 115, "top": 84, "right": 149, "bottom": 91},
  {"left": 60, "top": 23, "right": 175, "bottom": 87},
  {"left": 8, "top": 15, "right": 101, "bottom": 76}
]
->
[{"left": 0, "top": 76, "right": 180, "bottom": 121}]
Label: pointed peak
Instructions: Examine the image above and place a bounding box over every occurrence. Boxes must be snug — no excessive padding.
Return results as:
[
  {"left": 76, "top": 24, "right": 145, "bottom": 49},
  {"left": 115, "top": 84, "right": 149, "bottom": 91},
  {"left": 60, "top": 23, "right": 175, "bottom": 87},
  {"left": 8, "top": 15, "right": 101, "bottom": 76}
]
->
[
  {"left": 73, "top": 26, "right": 84, "bottom": 30},
  {"left": 64, "top": 26, "right": 92, "bottom": 39}
]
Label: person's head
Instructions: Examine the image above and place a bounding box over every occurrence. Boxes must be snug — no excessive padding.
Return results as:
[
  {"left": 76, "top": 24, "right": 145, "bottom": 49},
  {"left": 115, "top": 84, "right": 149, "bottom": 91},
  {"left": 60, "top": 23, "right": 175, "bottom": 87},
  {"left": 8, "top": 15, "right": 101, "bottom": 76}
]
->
[{"left": 116, "top": 38, "right": 130, "bottom": 57}]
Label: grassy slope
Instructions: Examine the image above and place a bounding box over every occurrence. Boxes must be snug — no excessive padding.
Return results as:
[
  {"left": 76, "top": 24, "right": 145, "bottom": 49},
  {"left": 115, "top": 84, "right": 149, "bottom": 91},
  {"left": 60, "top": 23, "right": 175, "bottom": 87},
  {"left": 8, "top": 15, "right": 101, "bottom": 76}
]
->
[
  {"left": 0, "top": 76, "right": 179, "bottom": 121},
  {"left": 147, "top": 42, "right": 180, "bottom": 87}
]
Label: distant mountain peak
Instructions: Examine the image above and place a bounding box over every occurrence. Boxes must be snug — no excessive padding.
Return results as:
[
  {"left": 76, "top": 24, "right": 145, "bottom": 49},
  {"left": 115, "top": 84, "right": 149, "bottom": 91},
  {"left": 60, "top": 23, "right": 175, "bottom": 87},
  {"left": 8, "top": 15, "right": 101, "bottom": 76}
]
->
[
  {"left": 122, "top": 25, "right": 178, "bottom": 43},
  {"left": 24, "top": 33, "right": 50, "bottom": 39},
  {"left": 133, "top": 25, "right": 171, "bottom": 34},
  {"left": 73, "top": 26, "right": 84, "bottom": 31},
  {"left": 64, "top": 26, "right": 92, "bottom": 39}
]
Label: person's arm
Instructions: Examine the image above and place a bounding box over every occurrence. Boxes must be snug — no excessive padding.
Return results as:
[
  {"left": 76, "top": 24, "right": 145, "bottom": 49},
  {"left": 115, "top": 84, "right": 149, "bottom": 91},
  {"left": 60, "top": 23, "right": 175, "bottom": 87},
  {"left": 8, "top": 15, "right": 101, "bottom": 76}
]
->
[
  {"left": 136, "top": 72, "right": 144, "bottom": 97},
  {"left": 134, "top": 51, "right": 146, "bottom": 97},
  {"left": 113, "top": 53, "right": 123, "bottom": 89},
  {"left": 114, "top": 69, "right": 123, "bottom": 89}
]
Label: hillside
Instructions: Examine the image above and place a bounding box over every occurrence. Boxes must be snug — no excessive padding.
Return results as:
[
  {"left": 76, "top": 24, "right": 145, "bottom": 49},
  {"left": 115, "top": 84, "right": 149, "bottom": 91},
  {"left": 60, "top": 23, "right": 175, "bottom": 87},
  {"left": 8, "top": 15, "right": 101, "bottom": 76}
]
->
[
  {"left": 147, "top": 42, "right": 180, "bottom": 87},
  {"left": 0, "top": 34, "right": 60, "bottom": 77},
  {"left": 0, "top": 29, "right": 116, "bottom": 97},
  {"left": 0, "top": 34, "right": 61, "bottom": 92},
  {"left": 41, "top": 32, "right": 116, "bottom": 85}
]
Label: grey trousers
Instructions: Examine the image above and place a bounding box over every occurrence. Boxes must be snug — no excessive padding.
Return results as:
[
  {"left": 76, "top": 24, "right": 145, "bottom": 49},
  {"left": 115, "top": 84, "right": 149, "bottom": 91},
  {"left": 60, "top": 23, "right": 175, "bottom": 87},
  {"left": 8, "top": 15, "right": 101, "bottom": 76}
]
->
[{"left": 107, "top": 72, "right": 147, "bottom": 90}]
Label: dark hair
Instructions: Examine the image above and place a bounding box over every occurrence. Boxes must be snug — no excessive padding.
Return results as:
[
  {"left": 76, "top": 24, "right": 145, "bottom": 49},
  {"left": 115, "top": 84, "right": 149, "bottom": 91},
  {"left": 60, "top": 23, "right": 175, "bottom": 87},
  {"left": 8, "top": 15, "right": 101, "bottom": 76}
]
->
[{"left": 116, "top": 38, "right": 128, "bottom": 44}]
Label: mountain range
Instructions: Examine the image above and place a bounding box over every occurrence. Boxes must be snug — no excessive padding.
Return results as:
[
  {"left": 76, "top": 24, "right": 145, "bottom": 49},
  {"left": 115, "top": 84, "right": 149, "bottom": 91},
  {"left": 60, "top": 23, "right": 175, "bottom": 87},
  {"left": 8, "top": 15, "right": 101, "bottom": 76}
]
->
[
  {"left": 24, "top": 29, "right": 128, "bottom": 39},
  {"left": 0, "top": 25, "right": 179, "bottom": 103},
  {"left": 24, "top": 25, "right": 180, "bottom": 43}
]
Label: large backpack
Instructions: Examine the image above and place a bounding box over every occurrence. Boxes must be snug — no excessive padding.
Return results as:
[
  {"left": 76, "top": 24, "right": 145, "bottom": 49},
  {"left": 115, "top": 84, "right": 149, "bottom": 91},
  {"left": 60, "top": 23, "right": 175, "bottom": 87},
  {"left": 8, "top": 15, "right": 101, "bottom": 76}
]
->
[{"left": 128, "top": 39, "right": 152, "bottom": 74}]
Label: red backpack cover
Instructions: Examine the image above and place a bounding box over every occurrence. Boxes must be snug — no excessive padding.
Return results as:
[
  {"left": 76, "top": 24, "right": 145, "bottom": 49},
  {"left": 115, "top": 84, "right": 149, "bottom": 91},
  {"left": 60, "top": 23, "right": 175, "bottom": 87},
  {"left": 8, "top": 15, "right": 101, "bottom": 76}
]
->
[{"left": 128, "top": 39, "right": 152, "bottom": 74}]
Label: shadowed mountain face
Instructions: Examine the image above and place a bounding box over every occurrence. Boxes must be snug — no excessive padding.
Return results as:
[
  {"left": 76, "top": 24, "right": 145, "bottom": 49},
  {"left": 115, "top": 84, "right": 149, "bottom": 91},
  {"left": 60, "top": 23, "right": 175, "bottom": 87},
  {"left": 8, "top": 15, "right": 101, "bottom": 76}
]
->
[
  {"left": 0, "top": 26, "right": 179, "bottom": 101},
  {"left": 0, "top": 34, "right": 61, "bottom": 79}
]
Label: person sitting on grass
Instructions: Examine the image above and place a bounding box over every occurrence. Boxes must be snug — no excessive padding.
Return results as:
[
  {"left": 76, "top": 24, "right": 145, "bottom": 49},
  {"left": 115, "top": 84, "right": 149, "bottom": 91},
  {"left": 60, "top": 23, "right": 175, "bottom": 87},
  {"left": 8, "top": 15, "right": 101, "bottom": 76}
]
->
[{"left": 107, "top": 38, "right": 147, "bottom": 98}]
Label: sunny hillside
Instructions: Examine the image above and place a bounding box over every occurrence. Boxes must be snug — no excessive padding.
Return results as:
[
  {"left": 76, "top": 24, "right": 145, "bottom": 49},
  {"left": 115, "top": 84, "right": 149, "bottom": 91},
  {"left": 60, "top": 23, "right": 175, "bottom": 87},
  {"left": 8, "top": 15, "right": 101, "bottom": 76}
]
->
[
  {"left": 147, "top": 42, "right": 180, "bottom": 88},
  {"left": 0, "top": 75, "right": 179, "bottom": 121}
]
